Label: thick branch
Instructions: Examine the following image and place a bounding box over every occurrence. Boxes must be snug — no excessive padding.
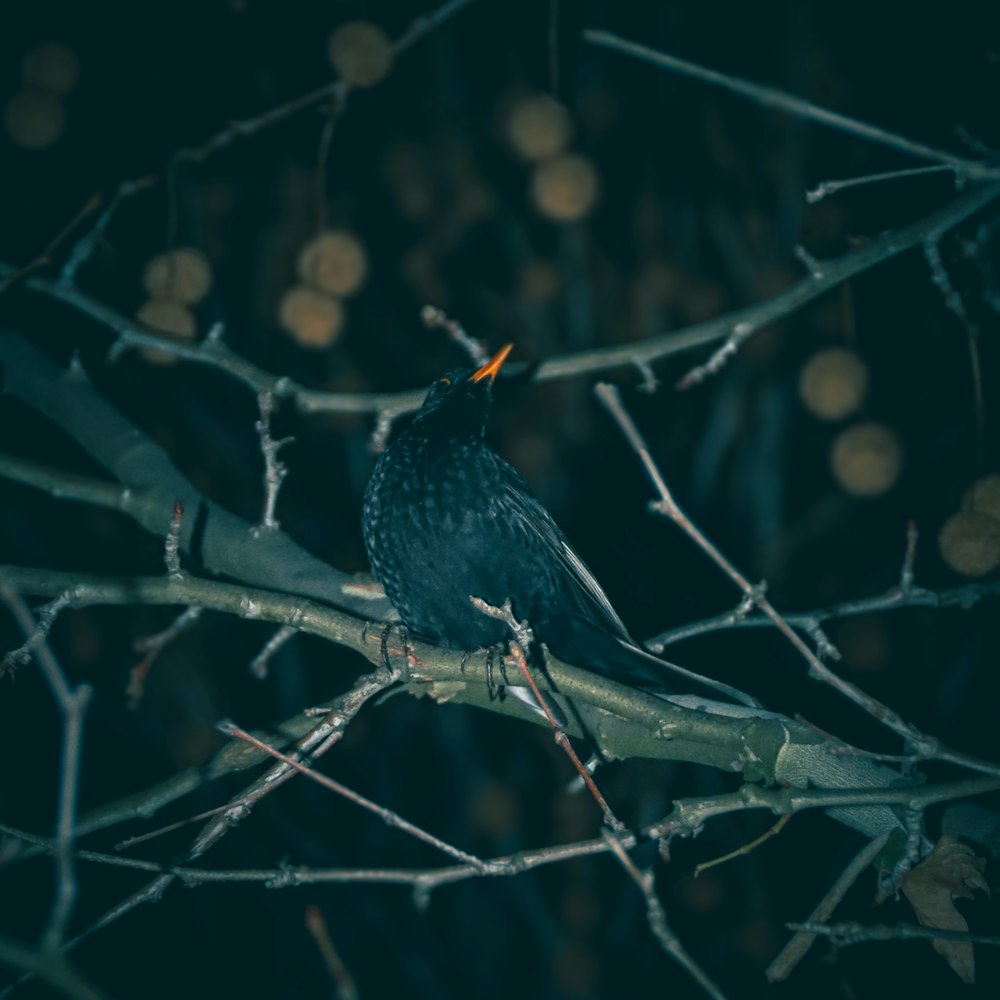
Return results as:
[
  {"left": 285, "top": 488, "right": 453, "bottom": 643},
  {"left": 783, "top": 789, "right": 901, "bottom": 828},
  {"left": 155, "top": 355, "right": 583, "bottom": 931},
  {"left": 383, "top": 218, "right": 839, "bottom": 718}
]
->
[
  {"left": 0, "top": 334, "right": 392, "bottom": 620},
  {"left": 0, "top": 563, "right": 914, "bottom": 839}
]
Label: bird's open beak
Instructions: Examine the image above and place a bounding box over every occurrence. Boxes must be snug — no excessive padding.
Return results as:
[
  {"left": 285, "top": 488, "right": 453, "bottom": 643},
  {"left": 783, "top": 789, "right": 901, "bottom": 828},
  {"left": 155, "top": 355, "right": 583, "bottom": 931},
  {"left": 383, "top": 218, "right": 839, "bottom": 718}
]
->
[{"left": 470, "top": 343, "right": 514, "bottom": 383}]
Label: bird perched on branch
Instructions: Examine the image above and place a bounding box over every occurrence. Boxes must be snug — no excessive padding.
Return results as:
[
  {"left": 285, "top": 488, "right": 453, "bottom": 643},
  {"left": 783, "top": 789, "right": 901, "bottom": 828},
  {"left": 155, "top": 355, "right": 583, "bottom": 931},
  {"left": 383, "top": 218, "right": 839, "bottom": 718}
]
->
[{"left": 362, "top": 344, "right": 757, "bottom": 707}]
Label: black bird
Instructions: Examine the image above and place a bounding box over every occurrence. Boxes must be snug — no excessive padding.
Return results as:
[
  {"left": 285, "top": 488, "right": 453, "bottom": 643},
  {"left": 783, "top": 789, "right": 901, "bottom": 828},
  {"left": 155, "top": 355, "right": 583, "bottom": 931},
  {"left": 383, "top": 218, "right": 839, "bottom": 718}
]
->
[{"left": 362, "top": 344, "right": 757, "bottom": 706}]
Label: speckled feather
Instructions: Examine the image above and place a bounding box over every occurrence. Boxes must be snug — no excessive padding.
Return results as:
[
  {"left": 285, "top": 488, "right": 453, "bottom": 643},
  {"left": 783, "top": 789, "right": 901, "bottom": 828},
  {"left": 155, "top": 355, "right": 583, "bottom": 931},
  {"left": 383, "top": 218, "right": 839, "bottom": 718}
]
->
[
  {"left": 362, "top": 361, "right": 758, "bottom": 706},
  {"left": 364, "top": 407, "right": 627, "bottom": 649}
]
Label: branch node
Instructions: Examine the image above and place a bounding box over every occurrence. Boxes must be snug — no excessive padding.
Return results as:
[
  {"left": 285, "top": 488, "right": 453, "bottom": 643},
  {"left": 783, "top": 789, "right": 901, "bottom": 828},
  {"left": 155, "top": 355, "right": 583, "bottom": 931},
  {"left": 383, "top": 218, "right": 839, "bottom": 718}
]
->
[
  {"left": 633, "top": 359, "right": 660, "bottom": 394},
  {"left": 794, "top": 244, "right": 825, "bottom": 279},
  {"left": 164, "top": 499, "right": 184, "bottom": 578},
  {"left": 253, "top": 391, "right": 293, "bottom": 532}
]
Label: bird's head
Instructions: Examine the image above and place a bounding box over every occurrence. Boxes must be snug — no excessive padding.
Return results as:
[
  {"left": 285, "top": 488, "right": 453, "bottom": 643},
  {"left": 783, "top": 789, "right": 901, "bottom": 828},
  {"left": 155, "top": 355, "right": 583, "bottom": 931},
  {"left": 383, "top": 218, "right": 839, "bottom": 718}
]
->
[{"left": 409, "top": 343, "right": 514, "bottom": 438}]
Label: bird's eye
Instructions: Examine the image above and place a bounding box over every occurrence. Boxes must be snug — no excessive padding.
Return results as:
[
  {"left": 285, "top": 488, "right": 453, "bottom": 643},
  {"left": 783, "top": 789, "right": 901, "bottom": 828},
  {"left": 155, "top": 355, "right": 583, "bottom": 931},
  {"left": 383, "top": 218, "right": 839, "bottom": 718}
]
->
[{"left": 439, "top": 377, "right": 451, "bottom": 387}]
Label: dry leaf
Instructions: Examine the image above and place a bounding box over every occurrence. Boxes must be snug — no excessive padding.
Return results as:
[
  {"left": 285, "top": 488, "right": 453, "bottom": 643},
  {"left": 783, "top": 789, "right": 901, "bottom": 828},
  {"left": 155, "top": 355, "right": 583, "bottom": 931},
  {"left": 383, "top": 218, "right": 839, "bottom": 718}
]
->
[{"left": 900, "top": 836, "right": 990, "bottom": 984}]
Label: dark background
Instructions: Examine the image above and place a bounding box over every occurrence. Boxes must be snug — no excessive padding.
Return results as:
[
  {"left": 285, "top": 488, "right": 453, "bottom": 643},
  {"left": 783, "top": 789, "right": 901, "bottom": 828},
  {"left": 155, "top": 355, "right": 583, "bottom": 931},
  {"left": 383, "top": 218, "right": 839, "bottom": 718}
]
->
[{"left": 1, "top": 1, "right": 999, "bottom": 997}]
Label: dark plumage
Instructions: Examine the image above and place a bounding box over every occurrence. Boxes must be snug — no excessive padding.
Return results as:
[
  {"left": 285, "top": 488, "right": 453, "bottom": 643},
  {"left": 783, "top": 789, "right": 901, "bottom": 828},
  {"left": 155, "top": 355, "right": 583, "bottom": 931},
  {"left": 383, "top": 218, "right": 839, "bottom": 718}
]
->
[{"left": 362, "top": 345, "right": 756, "bottom": 706}]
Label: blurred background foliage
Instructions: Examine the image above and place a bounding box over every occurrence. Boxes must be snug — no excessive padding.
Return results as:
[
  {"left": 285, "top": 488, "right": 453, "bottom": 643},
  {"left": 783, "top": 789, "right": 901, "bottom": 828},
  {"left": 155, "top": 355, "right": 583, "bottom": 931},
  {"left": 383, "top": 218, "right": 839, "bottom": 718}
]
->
[{"left": 1, "top": 1, "right": 999, "bottom": 997}]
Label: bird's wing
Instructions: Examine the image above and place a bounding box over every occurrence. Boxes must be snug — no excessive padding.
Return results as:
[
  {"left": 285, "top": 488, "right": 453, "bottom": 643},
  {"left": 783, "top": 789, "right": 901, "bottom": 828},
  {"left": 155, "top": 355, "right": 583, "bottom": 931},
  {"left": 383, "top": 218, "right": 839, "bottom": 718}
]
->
[{"left": 497, "top": 467, "right": 632, "bottom": 643}]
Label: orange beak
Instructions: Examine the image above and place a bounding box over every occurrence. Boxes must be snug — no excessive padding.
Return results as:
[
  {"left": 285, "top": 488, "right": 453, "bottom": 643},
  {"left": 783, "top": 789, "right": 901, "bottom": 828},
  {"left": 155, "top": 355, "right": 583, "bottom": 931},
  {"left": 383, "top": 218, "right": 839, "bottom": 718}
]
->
[{"left": 470, "top": 343, "right": 514, "bottom": 383}]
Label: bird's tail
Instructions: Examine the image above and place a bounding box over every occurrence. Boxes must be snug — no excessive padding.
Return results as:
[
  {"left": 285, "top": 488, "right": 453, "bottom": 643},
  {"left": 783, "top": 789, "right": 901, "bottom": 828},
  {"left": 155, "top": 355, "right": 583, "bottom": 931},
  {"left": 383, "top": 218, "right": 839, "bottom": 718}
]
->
[{"left": 545, "top": 615, "right": 762, "bottom": 708}]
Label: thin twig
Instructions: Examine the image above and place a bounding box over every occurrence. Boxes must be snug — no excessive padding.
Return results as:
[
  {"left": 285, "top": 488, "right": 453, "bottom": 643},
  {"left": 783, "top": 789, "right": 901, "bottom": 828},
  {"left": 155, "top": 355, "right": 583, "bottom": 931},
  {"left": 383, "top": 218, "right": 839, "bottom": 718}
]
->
[
  {"left": 253, "top": 392, "right": 293, "bottom": 532},
  {"left": 190, "top": 669, "right": 399, "bottom": 861},
  {"left": 645, "top": 533, "right": 998, "bottom": 655},
  {"left": 0, "top": 453, "right": 128, "bottom": 512},
  {"left": 923, "top": 235, "right": 986, "bottom": 470},
  {"left": 58, "top": 177, "right": 158, "bottom": 288},
  {"left": 172, "top": 0, "right": 477, "bottom": 167},
  {"left": 603, "top": 831, "right": 729, "bottom": 1000},
  {"left": 315, "top": 94, "right": 347, "bottom": 233},
  {"left": 4, "top": 777, "right": 995, "bottom": 896},
  {"left": 219, "top": 720, "right": 488, "bottom": 870},
  {"left": 6, "top": 184, "right": 997, "bottom": 414},
  {"left": 421, "top": 305, "right": 489, "bottom": 366},
  {"left": 548, "top": 0, "right": 560, "bottom": 96},
  {"left": 115, "top": 801, "right": 249, "bottom": 851},
  {"left": 900, "top": 520, "right": 918, "bottom": 594},
  {"left": 470, "top": 596, "right": 625, "bottom": 832},
  {"left": 0, "top": 194, "right": 102, "bottom": 297},
  {"left": 304, "top": 906, "right": 361, "bottom": 1000},
  {"left": 133, "top": 606, "right": 203, "bottom": 655},
  {"left": 0, "top": 667, "right": 402, "bottom": 998},
  {"left": 766, "top": 830, "right": 891, "bottom": 981},
  {"left": 0, "top": 578, "right": 93, "bottom": 950},
  {"left": 128, "top": 605, "right": 203, "bottom": 708},
  {"left": 0, "top": 935, "right": 108, "bottom": 1000},
  {"left": 0, "top": 0, "right": 474, "bottom": 333},
  {"left": 1, "top": 593, "right": 70, "bottom": 677},
  {"left": 694, "top": 813, "right": 791, "bottom": 876},
  {"left": 250, "top": 624, "right": 297, "bottom": 679},
  {"left": 44, "top": 684, "right": 92, "bottom": 950},
  {"left": 806, "top": 165, "right": 954, "bottom": 204},
  {"left": 788, "top": 920, "right": 1000, "bottom": 948},
  {"left": 584, "top": 30, "right": 999, "bottom": 181},
  {"left": 594, "top": 382, "right": 1000, "bottom": 778}
]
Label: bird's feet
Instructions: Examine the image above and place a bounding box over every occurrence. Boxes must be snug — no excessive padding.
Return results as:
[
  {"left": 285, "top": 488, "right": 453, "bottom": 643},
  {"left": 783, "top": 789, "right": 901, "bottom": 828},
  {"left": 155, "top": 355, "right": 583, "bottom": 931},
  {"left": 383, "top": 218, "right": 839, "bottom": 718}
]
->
[
  {"left": 459, "top": 641, "right": 510, "bottom": 701},
  {"left": 362, "top": 621, "right": 411, "bottom": 676}
]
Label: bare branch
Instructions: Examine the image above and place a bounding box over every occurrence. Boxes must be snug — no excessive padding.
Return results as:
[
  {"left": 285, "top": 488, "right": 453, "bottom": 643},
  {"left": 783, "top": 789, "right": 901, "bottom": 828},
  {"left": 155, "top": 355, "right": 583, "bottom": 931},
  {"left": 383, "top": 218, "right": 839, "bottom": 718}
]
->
[
  {"left": 603, "top": 831, "right": 728, "bottom": 1000},
  {"left": 421, "top": 305, "right": 489, "bottom": 366},
  {"left": 584, "top": 30, "right": 999, "bottom": 181},
  {"left": 127, "top": 605, "right": 203, "bottom": 708},
  {"left": 645, "top": 577, "right": 1000, "bottom": 653},
  {"left": 1, "top": 592, "right": 70, "bottom": 677},
  {"left": 0, "top": 335, "right": 395, "bottom": 620},
  {"left": 788, "top": 920, "right": 1000, "bottom": 948},
  {"left": 694, "top": 813, "right": 792, "bottom": 875},
  {"left": 58, "top": 177, "right": 158, "bottom": 288},
  {"left": 219, "top": 719, "right": 488, "bottom": 869},
  {"left": 766, "top": 830, "right": 892, "bottom": 981},
  {"left": 0, "top": 577, "right": 93, "bottom": 950},
  {"left": 0, "top": 935, "right": 108, "bottom": 1000},
  {"left": 594, "top": 382, "right": 1000, "bottom": 779},
  {"left": 3, "top": 777, "right": 995, "bottom": 903},
  {"left": 304, "top": 905, "right": 361, "bottom": 1000},
  {"left": 0, "top": 453, "right": 127, "bottom": 512},
  {"left": 249, "top": 624, "right": 297, "bottom": 680},
  {"left": 173, "top": 0, "right": 477, "bottom": 167},
  {"left": 923, "top": 234, "right": 986, "bottom": 467},
  {"left": 0, "top": 194, "right": 102, "bottom": 298},
  {"left": 133, "top": 606, "right": 202, "bottom": 656},
  {"left": 0, "top": 563, "right": 923, "bottom": 827},
  {"left": 4, "top": 185, "right": 997, "bottom": 413},
  {"left": 2, "top": 666, "right": 401, "bottom": 991},
  {"left": 806, "top": 165, "right": 954, "bottom": 204}
]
